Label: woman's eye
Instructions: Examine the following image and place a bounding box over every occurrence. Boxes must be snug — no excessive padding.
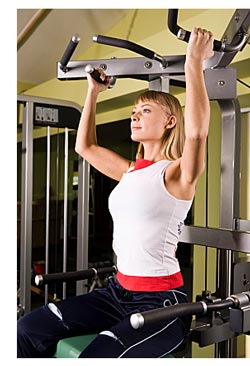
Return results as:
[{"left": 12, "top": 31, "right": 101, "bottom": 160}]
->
[{"left": 143, "top": 109, "right": 150, "bottom": 113}]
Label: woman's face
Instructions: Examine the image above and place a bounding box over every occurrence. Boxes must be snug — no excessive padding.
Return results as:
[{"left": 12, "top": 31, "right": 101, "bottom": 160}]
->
[{"left": 130, "top": 99, "right": 172, "bottom": 143}]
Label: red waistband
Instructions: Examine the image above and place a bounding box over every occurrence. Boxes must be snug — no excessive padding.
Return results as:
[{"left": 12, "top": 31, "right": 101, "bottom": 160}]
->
[{"left": 116, "top": 270, "right": 184, "bottom": 292}]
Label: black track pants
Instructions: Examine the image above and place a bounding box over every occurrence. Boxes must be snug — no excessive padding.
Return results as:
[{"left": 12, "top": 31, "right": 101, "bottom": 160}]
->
[{"left": 17, "top": 277, "right": 191, "bottom": 358}]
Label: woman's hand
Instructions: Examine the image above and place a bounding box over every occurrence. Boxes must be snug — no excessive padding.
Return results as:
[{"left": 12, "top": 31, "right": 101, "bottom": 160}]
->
[
  {"left": 87, "top": 67, "right": 110, "bottom": 94},
  {"left": 186, "top": 27, "right": 214, "bottom": 64}
]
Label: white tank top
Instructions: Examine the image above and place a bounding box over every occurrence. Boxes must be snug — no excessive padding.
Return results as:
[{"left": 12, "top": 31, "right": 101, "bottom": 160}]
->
[{"left": 108, "top": 160, "right": 193, "bottom": 277}]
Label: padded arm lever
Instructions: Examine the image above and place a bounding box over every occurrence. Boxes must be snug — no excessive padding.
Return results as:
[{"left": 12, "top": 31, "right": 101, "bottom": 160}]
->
[
  {"left": 168, "top": 9, "right": 248, "bottom": 53},
  {"left": 59, "top": 33, "right": 80, "bottom": 72},
  {"left": 130, "top": 301, "right": 207, "bottom": 330},
  {"left": 93, "top": 34, "right": 167, "bottom": 67},
  {"left": 130, "top": 295, "right": 250, "bottom": 329},
  {"left": 35, "top": 265, "right": 117, "bottom": 286}
]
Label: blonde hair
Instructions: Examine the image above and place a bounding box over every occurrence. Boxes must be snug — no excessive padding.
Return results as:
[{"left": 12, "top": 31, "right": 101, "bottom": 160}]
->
[{"left": 134, "top": 90, "right": 185, "bottom": 161}]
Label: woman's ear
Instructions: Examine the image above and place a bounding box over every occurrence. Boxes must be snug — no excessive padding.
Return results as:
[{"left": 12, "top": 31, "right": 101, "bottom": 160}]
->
[{"left": 165, "top": 115, "right": 177, "bottom": 129}]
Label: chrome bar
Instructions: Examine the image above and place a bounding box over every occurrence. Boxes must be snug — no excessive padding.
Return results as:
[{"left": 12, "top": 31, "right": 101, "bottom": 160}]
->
[
  {"left": 20, "top": 101, "right": 33, "bottom": 314},
  {"left": 76, "top": 157, "right": 90, "bottom": 295},
  {"left": 45, "top": 126, "right": 51, "bottom": 304},
  {"left": 180, "top": 225, "right": 250, "bottom": 253},
  {"left": 63, "top": 128, "right": 69, "bottom": 299}
]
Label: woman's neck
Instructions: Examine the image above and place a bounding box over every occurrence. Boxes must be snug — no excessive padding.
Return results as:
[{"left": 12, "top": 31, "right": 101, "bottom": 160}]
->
[
  {"left": 142, "top": 143, "right": 162, "bottom": 162},
  {"left": 143, "top": 150, "right": 162, "bottom": 163}
]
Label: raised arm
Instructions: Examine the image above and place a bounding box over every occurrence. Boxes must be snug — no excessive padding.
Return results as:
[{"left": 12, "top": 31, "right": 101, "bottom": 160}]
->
[
  {"left": 75, "top": 69, "right": 131, "bottom": 181},
  {"left": 180, "top": 28, "right": 214, "bottom": 184}
]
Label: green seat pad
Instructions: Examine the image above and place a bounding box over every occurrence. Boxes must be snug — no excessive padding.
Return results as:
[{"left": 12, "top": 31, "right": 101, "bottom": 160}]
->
[
  {"left": 54, "top": 334, "right": 97, "bottom": 358},
  {"left": 54, "top": 334, "right": 176, "bottom": 358}
]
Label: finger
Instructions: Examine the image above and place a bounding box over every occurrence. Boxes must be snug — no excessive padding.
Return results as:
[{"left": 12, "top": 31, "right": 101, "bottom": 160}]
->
[
  {"left": 96, "top": 67, "right": 107, "bottom": 81},
  {"left": 196, "top": 28, "right": 213, "bottom": 42},
  {"left": 203, "top": 30, "right": 214, "bottom": 42}
]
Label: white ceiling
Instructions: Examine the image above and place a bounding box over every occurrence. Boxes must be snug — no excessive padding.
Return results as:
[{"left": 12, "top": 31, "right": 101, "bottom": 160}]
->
[{"left": 17, "top": 9, "right": 130, "bottom": 85}]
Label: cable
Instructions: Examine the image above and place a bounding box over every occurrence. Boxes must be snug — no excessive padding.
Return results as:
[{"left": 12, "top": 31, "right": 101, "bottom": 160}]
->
[
  {"left": 237, "top": 78, "right": 250, "bottom": 89},
  {"left": 126, "top": 9, "right": 138, "bottom": 41}
]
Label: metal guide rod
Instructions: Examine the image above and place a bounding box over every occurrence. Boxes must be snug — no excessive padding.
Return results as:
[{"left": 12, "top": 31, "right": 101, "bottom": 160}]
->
[
  {"left": 76, "top": 157, "right": 90, "bottom": 295},
  {"left": 45, "top": 126, "right": 51, "bottom": 305},
  {"left": 20, "top": 101, "right": 33, "bottom": 314},
  {"left": 63, "top": 128, "right": 69, "bottom": 299}
]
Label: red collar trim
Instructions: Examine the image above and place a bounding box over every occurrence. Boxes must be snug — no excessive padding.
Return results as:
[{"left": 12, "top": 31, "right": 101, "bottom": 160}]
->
[{"left": 132, "top": 158, "right": 155, "bottom": 172}]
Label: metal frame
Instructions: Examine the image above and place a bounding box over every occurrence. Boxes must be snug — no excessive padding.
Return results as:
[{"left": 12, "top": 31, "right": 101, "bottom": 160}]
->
[
  {"left": 17, "top": 95, "right": 89, "bottom": 314},
  {"left": 179, "top": 226, "right": 249, "bottom": 254},
  {"left": 57, "top": 57, "right": 237, "bottom": 101},
  {"left": 204, "top": 9, "right": 250, "bottom": 69}
]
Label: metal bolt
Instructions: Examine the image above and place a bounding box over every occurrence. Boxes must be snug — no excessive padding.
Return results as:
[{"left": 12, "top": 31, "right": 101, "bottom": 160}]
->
[
  {"left": 243, "top": 274, "right": 250, "bottom": 286},
  {"left": 234, "top": 11, "right": 240, "bottom": 23},
  {"left": 222, "top": 35, "right": 228, "bottom": 43},
  {"left": 218, "top": 80, "right": 225, "bottom": 86},
  {"left": 145, "top": 61, "right": 152, "bottom": 69},
  {"left": 99, "top": 64, "right": 107, "bottom": 70}
]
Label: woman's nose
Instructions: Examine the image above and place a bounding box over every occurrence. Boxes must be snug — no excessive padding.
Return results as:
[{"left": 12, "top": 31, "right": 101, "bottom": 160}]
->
[{"left": 132, "top": 112, "right": 139, "bottom": 121}]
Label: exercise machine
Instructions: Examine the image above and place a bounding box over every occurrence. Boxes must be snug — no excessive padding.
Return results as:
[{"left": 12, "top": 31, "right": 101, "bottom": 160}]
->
[
  {"left": 17, "top": 94, "right": 90, "bottom": 315},
  {"left": 34, "top": 264, "right": 250, "bottom": 358},
  {"left": 18, "top": 8, "right": 250, "bottom": 357}
]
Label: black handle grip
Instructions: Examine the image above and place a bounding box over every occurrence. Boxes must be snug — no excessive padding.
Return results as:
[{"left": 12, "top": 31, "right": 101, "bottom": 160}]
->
[
  {"left": 59, "top": 33, "right": 80, "bottom": 72},
  {"left": 85, "top": 64, "right": 107, "bottom": 84},
  {"left": 167, "top": 9, "right": 223, "bottom": 52},
  {"left": 85, "top": 65, "right": 117, "bottom": 88},
  {"left": 130, "top": 301, "right": 205, "bottom": 329},
  {"left": 167, "top": 8, "right": 179, "bottom": 36},
  {"left": 35, "top": 266, "right": 117, "bottom": 285},
  {"left": 93, "top": 34, "right": 155, "bottom": 60},
  {"left": 130, "top": 298, "right": 235, "bottom": 329}
]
